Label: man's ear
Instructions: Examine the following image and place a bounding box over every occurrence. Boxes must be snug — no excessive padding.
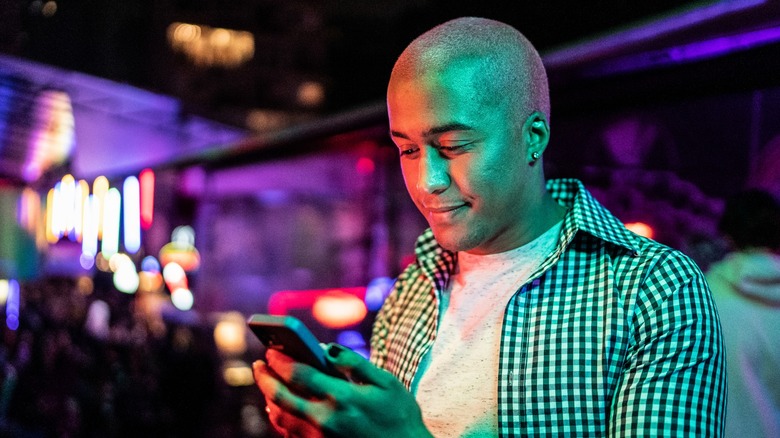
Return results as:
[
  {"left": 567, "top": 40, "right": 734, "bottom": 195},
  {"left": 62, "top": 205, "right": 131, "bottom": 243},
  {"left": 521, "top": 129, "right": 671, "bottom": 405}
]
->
[
  {"left": 523, "top": 111, "right": 550, "bottom": 164},
  {"left": 523, "top": 112, "right": 550, "bottom": 163}
]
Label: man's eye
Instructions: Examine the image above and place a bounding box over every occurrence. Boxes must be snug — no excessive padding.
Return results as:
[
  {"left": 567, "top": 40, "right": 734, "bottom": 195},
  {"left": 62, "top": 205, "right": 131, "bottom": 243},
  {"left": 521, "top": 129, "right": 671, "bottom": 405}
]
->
[
  {"left": 435, "top": 144, "right": 467, "bottom": 154},
  {"left": 399, "top": 147, "right": 419, "bottom": 156}
]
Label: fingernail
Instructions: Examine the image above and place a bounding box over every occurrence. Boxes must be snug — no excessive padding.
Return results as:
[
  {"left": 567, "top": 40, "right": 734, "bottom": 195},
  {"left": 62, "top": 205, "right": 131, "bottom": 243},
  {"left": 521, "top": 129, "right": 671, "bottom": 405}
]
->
[{"left": 327, "top": 343, "right": 346, "bottom": 359}]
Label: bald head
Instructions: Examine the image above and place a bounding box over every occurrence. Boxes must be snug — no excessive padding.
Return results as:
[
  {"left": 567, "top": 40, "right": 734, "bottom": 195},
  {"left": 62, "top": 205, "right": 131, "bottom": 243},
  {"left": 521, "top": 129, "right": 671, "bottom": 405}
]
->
[{"left": 389, "top": 17, "right": 550, "bottom": 123}]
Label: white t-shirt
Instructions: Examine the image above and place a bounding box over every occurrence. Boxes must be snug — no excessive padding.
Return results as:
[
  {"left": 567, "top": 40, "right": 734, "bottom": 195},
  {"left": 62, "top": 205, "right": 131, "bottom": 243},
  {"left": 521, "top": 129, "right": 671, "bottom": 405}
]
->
[{"left": 413, "top": 221, "right": 562, "bottom": 437}]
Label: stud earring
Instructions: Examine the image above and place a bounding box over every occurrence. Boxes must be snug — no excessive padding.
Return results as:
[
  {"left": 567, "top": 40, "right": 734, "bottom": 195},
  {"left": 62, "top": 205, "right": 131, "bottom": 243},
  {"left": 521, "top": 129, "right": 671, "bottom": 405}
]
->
[{"left": 531, "top": 151, "right": 540, "bottom": 162}]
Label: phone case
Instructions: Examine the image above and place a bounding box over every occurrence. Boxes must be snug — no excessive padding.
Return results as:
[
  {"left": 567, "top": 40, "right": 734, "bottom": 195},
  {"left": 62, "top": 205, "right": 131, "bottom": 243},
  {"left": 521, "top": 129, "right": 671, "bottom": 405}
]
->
[{"left": 247, "top": 314, "right": 344, "bottom": 379}]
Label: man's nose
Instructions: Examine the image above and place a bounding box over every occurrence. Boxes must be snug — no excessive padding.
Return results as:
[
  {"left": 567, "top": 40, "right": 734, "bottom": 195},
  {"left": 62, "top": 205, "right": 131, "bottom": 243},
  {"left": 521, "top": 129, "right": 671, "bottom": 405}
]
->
[{"left": 417, "top": 150, "right": 450, "bottom": 194}]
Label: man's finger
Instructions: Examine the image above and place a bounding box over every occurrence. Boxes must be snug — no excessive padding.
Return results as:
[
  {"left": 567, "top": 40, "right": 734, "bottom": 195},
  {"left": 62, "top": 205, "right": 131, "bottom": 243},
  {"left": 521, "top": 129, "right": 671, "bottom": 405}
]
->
[
  {"left": 265, "top": 349, "right": 346, "bottom": 399},
  {"left": 324, "top": 343, "right": 400, "bottom": 388},
  {"left": 253, "top": 360, "right": 314, "bottom": 419}
]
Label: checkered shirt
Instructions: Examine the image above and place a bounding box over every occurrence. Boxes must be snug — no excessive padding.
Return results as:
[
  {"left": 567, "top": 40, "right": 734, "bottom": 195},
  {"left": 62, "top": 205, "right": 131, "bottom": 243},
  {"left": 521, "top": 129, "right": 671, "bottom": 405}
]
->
[{"left": 370, "top": 178, "right": 726, "bottom": 437}]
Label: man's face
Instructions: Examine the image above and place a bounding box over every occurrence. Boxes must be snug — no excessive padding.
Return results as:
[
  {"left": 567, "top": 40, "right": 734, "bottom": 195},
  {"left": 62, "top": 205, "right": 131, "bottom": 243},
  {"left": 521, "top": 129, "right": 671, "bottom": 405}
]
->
[{"left": 387, "top": 60, "right": 537, "bottom": 255}]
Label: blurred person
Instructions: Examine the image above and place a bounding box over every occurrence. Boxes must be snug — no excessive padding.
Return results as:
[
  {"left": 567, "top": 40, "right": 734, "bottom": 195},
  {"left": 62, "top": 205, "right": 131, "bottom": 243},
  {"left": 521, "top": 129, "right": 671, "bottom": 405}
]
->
[
  {"left": 254, "top": 17, "right": 726, "bottom": 437},
  {"left": 706, "top": 189, "right": 780, "bottom": 438}
]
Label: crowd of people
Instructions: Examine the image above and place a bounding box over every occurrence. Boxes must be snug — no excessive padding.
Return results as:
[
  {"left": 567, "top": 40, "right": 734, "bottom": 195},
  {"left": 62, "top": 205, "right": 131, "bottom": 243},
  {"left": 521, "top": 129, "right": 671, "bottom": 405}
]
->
[{"left": 0, "top": 275, "right": 266, "bottom": 438}]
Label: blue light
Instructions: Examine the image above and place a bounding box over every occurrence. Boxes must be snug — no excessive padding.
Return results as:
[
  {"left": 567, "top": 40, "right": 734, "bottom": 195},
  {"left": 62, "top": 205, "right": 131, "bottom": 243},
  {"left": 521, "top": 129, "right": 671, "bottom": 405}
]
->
[{"left": 364, "top": 276, "right": 394, "bottom": 311}]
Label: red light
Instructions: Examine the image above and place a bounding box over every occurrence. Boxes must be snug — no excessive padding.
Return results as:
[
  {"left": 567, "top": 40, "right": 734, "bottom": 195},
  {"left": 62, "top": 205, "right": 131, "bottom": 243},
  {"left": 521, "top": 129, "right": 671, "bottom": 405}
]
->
[
  {"left": 268, "top": 287, "right": 366, "bottom": 315},
  {"left": 624, "top": 222, "right": 654, "bottom": 239},
  {"left": 140, "top": 169, "right": 155, "bottom": 230},
  {"left": 356, "top": 157, "right": 375, "bottom": 175}
]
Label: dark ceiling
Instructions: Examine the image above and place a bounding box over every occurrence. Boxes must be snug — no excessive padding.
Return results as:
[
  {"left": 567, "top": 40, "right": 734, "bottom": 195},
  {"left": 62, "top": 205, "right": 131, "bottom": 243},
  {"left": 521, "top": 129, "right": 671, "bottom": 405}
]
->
[{"left": 0, "top": 0, "right": 722, "bottom": 126}]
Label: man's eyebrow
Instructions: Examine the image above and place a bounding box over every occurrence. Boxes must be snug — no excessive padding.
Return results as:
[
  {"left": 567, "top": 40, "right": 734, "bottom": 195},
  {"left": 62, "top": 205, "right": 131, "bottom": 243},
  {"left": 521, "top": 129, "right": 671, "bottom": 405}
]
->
[{"left": 389, "top": 123, "right": 474, "bottom": 139}]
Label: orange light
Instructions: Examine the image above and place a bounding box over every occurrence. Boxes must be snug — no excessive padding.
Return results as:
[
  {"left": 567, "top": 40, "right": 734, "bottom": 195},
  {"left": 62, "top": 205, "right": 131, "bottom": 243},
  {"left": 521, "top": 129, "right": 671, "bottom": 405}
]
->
[
  {"left": 93, "top": 176, "right": 109, "bottom": 239},
  {"left": 312, "top": 290, "right": 368, "bottom": 329},
  {"left": 625, "top": 222, "right": 654, "bottom": 239},
  {"left": 140, "top": 169, "right": 155, "bottom": 230},
  {"left": 159, "top": 243, "right": 201, "bottom": 272},
  {"left": 138, "top": 271, "right": 164, "bottom": 293},
  {"left": 45, "top": 188, "right": 57, "bottom": 243}
]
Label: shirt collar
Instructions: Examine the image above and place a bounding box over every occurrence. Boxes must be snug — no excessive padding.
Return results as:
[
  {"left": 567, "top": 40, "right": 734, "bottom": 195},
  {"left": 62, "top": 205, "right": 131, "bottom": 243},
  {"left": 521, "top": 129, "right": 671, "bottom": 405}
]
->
[{"left": 413, "top": 178, "right": 640, "bottom": 283}]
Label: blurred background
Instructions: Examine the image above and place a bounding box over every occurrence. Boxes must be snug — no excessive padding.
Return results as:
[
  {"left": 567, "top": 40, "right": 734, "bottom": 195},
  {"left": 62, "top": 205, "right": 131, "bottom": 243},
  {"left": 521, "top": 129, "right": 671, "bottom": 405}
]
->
[{"left": 1, "top": 0, "right": 780, "bottom": 436}]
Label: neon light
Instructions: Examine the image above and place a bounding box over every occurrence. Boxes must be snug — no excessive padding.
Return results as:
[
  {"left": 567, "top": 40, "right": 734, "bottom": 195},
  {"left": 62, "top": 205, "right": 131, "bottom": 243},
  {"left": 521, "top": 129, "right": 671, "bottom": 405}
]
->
[
  {"left": 45, "top": 188, "right": 57, "bottom": 244},
  {"left": 60, "top": 174, "right": 76, "bottom": 236},
  {"left": 101, "top": 188, "right": 121, "bottom": 259},
  {"left": 123, "top": 176, "right": 141, "bottom": 254},
  {"left": 93, "top": 176, "right": 109, "bottom": 239},
  {"left": 17, "top": 188, "right": 41, "bottom": 235},
  {"left": 0, "top": 279, "right": 8, "bottom": 306},
  {"left": 268, "top": 287, "right": 366, "bottom": 315},
  {"left": 23, "top": 90, "right": 76, "bottom": 182},
  {"left": 74, "top": 179, "right": 89, "bottom": 241},
  {"left": 51, "top": 182, "right": 64, "bottom": 239},
  {"left": 140, "top": 169, "right": 155, "bottom": 230},
  {"left": 81, "top": 194, "right": 99, "bottom": 258},
  {"left": 586, "top": 24, "right": 780, "bottom": 77},
  {"left": 6, "top": 279, "right": 20, "bottom": 330}
]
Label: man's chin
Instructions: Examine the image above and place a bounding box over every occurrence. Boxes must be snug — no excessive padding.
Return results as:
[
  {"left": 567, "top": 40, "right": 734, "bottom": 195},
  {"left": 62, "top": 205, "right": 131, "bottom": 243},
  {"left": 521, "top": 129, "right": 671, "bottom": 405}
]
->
[{"left": 430, "top": 226, "right": 474, "bottom": 253}]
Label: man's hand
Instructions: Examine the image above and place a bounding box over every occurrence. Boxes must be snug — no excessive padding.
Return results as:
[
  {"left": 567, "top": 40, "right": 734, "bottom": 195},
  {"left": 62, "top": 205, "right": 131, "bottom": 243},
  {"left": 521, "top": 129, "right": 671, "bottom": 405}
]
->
[{"left": 253, "top": 343, "right": 432, "bottom": 438}]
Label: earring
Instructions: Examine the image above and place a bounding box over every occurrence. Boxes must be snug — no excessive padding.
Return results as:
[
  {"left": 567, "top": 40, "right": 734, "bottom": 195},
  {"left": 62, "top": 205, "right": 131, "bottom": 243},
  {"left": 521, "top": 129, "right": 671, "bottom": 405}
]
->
[{"left": 530, "top": 151, "right": 540, "bottom": 162}]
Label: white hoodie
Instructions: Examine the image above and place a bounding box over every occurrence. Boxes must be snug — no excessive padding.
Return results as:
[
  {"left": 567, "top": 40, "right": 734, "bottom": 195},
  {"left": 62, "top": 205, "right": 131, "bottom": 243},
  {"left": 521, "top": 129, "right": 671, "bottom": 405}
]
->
[{"left": 706, "top": 250, "right": 780, "bottom": 438}]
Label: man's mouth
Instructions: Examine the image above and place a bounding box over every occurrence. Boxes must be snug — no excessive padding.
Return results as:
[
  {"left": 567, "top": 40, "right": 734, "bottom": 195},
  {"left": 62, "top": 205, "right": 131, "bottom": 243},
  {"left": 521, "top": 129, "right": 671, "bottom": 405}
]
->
[{"left": 423, "top": 203, "right": 468, "bottom": 221}]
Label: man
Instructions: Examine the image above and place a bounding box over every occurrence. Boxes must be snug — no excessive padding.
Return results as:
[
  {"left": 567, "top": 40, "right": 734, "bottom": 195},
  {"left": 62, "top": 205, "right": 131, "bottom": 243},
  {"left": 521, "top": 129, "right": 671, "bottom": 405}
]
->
[
  {"left": 254, "top": 17, "right": 726, "bottom": 437},
  {"left": 706, "top": 189, "right": 780, "bottom": 438}
]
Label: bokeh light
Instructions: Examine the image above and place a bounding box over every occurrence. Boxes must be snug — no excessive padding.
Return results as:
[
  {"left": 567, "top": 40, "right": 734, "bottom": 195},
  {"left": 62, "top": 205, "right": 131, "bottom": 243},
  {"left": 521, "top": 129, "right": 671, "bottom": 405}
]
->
[
  {"left": 625, "top": 221, "right": 655, "bottom": 239},
  {"left": 113, "top": 264, "right": 140, "bottom": 294},
  {"left": 312, "top": 290, "right": 367, "bottom": 329},
  {"left": 171, "top": 287, "right": 194, "bottom": 311},
  {"left": 101, "top": 188, "right": 121, "bottom": 258},
  {"left": 0, "top": 279, "right": 8, "bottom": 306},
  {"left": 163, "top": 262, "right": 187, "bottom": 290},
  {"left": 336, "top": 330, "right": 369, "bottom": 359},
  {"left": 141, "top": 256, "right": 161, "bottom": 273},
  {"left": 140, "top": 169, "right": 155, "bottom": 230},
  {"left": 365, "top": 276, "right": 394, "bottom": 311},
  {"left": 214, "top": 312, "right": 247, "bottom": 356},
  {"left": 123, "top": 176, "right": 141, "bottom": 253},
  {"left": 222, "top": 360, "right": 255, "bottom": 387},
  {"left": 5, "top": 279, "right": 20, "bottom": 330}
]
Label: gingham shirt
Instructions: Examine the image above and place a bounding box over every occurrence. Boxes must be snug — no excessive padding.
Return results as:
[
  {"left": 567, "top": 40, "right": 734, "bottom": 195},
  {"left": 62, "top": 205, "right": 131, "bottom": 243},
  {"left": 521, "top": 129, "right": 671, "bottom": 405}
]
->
[{"left": 370, "top": 178, "right": 726, "bottom": 437}]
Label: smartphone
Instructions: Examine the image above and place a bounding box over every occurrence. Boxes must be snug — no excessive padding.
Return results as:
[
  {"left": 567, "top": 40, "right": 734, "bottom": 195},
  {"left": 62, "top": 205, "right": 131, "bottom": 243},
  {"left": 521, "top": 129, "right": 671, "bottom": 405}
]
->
[{"left": 247, "top": 314, "right": 345, "bottom": 379}]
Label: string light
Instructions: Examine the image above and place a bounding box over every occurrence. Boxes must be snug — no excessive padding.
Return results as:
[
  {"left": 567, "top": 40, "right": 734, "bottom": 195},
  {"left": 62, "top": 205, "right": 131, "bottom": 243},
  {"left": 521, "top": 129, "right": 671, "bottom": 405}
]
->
[
  {"left": 123, "top": 176, "right": 141, "bottom": 254},
  {"left": 101, "top": 188, "right": 121, "bottom": 259}
]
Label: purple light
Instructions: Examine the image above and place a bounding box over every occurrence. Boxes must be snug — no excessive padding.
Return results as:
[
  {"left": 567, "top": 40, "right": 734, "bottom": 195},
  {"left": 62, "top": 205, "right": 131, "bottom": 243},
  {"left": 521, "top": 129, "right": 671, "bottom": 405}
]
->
[
  {"left": 586, "top": 25, "right": 780, "bottom": 76},
  {"left": 6, "top": 279, "right": 20, "bottom": 330}
]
